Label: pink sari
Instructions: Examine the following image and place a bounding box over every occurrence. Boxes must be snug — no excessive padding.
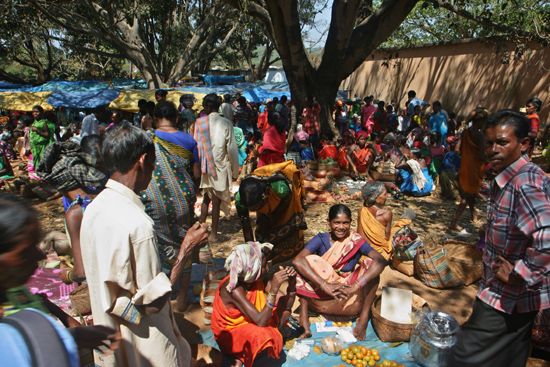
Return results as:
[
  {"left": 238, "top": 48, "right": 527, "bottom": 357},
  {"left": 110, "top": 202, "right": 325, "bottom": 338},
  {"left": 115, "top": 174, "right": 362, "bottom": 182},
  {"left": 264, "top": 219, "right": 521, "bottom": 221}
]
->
[{"left": 296, "top": 232, "right": 372, "bottom": 316}]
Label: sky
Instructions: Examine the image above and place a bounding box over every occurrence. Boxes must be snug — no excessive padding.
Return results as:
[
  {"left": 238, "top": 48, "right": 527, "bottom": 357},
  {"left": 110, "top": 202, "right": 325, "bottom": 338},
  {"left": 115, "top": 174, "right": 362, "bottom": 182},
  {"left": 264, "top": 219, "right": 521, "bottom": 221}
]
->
[{"left": 304, "top": 4, "right": 332, "bottom": 48}]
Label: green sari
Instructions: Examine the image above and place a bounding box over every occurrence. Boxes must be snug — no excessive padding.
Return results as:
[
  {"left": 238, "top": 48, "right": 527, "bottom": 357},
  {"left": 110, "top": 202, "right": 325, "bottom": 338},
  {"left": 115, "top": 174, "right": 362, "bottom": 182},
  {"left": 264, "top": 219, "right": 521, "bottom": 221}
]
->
[{"left": 30, "top": 119, "right": 55, "bottom": 168}]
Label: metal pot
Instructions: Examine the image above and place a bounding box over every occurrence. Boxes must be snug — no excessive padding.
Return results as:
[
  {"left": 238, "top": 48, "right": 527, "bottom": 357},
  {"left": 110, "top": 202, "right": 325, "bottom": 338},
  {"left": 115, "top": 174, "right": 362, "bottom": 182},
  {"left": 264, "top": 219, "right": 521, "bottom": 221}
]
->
[{"left": 409, "top": 311, "right": 460, "bottom": 367}]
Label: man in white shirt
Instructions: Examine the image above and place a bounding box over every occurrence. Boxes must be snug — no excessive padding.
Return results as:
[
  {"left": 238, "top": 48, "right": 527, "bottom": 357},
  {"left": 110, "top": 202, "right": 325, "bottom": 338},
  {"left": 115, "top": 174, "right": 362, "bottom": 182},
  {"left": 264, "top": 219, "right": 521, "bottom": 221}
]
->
[
  {"left": 81, "top": 106, "right": 105, "bottom": 138},
  {"left": 80, "top": 123, "right": 208, "bottom": 367},
  {"left": 219, "top": 94, "right": 234, "bottom": 123}
]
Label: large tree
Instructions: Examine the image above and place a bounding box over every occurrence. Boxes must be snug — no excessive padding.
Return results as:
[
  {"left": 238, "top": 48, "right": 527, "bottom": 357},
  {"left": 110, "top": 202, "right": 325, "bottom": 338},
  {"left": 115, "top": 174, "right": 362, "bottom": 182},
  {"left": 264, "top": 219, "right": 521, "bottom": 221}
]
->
[
  {"left": 223, "top": 0, "right": 548, "bottom": 130},
  {"left": 30, "top": 0, "right": 242, "bottom": 88}
]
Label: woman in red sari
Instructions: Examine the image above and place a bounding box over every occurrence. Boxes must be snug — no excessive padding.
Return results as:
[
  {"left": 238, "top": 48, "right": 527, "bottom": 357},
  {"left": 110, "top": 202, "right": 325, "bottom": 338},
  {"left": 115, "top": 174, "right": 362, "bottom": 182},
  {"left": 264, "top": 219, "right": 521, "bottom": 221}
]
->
[
  {"left": 211, "top": 242, "right": 296, "bottom": 367},
  {"left": 293, "top": 204, "right": 387, "bottom": 341},
  {"left": 258, "top": 111, "right": 286, "bottom": 167},
  {"left": 526, "top": 97, "right": 542, "bottom": 156}
]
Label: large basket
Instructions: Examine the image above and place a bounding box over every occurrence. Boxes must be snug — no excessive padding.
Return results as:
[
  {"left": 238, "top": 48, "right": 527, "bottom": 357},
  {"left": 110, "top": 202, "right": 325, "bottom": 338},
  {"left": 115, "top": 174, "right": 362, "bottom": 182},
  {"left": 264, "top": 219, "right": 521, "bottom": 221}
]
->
[
  {"left": 371, "top": 293, "right": 429, "bottom": 342},
  {"left": 70, "top": 283, "right": 91, "bottom": 315},
  {"left": 306, "top": 160, "right": 318, "bottom": 170},
  {"left": 318, "top": 162, "right": 338, "bottom": 171},
  {"left": 443, "top": 240, "right": 483, "bottom": 286}
]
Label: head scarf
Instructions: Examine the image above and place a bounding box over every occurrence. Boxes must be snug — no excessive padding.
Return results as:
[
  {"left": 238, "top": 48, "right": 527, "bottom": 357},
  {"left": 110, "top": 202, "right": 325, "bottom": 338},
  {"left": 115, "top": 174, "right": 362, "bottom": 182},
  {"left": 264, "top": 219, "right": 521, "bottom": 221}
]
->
[
  {"left": 356, "top": 130, "right": 369, "bottom": 142},
  {"left": 294, "top": 130, "right": 309, "bottom": 143},
  {"left": 224, "top": 242, "right": 273, "bottom": 292},
  {"left": 342, "top": 130, "right": 355, "bottom": 146}
]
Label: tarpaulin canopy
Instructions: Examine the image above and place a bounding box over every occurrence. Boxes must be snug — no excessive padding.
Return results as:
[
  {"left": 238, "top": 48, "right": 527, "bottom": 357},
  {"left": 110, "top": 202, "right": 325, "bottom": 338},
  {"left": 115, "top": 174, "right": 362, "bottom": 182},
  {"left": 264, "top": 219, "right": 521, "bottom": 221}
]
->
[
  {"left": 0, "top": 91, "right": 54, "bottom": 111},
  {"left": 242, "top": 87, "right": 289, "bottom": 103},
  {"left": 0, "top": 81, "right": 43, "bottom": 92},
  {"left": 177, "top": 83, "right": 260, "bottom": 96},
  {"left": 41, "top": 79, "right": 111, "bottom": 92},
  {"left": 200, "top": 74, "right": 246, "bottom": 86},
  {"left": 110, "top": 79, "right": 148, "bottom": 89},
  {"left": 109, "top": 89, "right": 207, "bottom": 112},
  {"left": 46, "top": 89, "right": 122, "bottom": 109}
]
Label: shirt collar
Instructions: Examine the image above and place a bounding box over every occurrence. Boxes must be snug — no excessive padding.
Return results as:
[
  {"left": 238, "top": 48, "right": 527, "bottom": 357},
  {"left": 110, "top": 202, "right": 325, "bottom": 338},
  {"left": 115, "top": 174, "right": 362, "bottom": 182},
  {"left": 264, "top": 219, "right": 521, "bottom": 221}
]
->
[
  {"left": 493, "top": 154, "right": 530, "bottom": 189},
  {"left": 105, "top": 179, "right": 145, "bottom": 211}
]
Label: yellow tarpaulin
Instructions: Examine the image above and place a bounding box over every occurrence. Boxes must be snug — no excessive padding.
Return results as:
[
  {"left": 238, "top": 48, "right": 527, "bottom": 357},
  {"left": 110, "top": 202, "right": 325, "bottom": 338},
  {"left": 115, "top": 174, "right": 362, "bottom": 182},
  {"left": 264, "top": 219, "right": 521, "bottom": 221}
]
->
[
  {"left": 109, "top": 90, "right": 207, "bottom": 113},
  {"left": 0, "top": 91, "right": 54, "bottom": 111}
]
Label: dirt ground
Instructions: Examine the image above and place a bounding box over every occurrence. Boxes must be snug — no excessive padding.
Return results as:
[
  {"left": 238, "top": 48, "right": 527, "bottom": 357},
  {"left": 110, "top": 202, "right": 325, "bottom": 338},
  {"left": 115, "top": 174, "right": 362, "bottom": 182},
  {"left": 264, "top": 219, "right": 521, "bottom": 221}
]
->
[{"left": 20, "top": 151, "right": 550, "bottom": 349}]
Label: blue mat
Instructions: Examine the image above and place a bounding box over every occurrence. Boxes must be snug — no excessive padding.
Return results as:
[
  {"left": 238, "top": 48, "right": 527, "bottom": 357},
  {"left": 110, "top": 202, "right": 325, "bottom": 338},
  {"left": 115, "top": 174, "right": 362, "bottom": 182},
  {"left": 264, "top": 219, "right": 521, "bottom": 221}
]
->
[
  {"left": 196, "top": 321, "right": 420, "bottom": 367},
  {"left": 182, "top": 259, "right": 227, "bottom": 303}
]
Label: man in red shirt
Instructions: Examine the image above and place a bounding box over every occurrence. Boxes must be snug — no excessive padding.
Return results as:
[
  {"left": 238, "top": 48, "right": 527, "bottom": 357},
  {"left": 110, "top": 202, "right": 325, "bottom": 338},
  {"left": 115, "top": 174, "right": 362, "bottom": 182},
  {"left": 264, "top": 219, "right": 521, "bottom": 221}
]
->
[
  {"left": 451, "top": 109, "right": 550, "bottom": 367},
  {"left": 302, "top": 95, "right": 321, "bottom": 154}
]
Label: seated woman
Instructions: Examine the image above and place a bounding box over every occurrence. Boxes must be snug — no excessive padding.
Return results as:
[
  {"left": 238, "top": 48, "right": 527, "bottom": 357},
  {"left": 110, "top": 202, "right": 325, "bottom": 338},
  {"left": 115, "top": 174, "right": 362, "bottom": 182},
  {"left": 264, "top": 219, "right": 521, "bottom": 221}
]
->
[
  {"left": 211, "top": 242, "right": 296, "bottom": 367},
  {"left": 235, "top": 161, "right": 307, "bottom": 264},
  {"left": 357, "top": 182, "right": 416, "bottom": 261},
  {"left": 0, "top": 147, "right": 14, "bottom": 188},
  {"left": 318, "top": 130, "right": 338, "bottom": 160},
  {"left": 346, "top": 130, "right": 376, "bottom": 179},
  {"left": 293, "top": 204, "right": 387, "bottom": 341},
  {"left": 337, "top": 130, "right": 355, "bottom": 171},
  {"left": 395, "top": 150, "right": 434, "bottom": 197}
]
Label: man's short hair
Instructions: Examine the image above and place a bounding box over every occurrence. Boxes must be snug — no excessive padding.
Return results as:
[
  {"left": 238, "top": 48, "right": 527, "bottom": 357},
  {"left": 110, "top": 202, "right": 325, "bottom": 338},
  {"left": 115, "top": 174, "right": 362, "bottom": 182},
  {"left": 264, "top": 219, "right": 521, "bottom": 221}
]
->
[
  {"left": 102, "top": 122, "right": 154, "bottom": 174},
  {"left": 138, "top": 99, "right": 147, "bottom": 107},
  {"left": 433, "top": 101, "right": 442, "bottom": 108},
  {"left": 485, "top": 109, "right": 530, "bottom": 141},
  {"left": 408, "top": 90, "right": 416, "bottom": 98},
  {"left": 146, "top": 101, "right": 156, "bottom": 109},
  {"left": 155, "top": 90, "right": 168, "bottom": 98},
  {"left": 203, "top": 93, "right": 222, "bottom": 111}
]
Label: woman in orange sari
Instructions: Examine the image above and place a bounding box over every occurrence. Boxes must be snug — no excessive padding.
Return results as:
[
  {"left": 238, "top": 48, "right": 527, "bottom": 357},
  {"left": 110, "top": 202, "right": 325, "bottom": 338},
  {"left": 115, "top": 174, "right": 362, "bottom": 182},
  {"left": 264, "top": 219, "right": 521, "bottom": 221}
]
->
[
  {"left": 211, "top": 242, "right": 296, "bottom": 367},
  {"left": 293, "top": 204, "right": 387, "bottom": 341},
  {"left": 346, "top": 130, "right": 376, "bottom": 179}
]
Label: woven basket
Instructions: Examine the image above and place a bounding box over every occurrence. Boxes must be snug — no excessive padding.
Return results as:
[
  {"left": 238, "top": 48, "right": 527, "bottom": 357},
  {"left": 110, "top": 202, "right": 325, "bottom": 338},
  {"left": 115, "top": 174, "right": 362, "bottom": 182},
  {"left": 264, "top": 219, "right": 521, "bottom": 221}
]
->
[
  {"left": 306, "top": 160, "right": 319, "bottom": 170},
  {"left": 318, "top": 162, "right": 338, "bottom": 170},
  {"left": 443, "top": 240, "right": 483, "bottom": 286},
  {"left": 70, "top": 283, "right": 91, "bottom": 315},
  {"left": 393, "top": 258, "right": 415, "bottom": 277},
  {"left": 371, "top": 294, "right": 429, "bottom": 342}
]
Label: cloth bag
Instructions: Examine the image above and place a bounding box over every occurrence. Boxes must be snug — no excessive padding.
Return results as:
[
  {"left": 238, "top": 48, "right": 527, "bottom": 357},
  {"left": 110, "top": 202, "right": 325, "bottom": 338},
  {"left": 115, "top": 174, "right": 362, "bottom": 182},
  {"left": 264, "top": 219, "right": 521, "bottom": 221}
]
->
[
  {"left": 392, "top": 225, "right": 423, "bottom": 261},
  {"left": 69, "top": 283, "right": 91, "bottom": 315},
  {"left": 414, "top": 244, "right": 462, "bottom": 289}
]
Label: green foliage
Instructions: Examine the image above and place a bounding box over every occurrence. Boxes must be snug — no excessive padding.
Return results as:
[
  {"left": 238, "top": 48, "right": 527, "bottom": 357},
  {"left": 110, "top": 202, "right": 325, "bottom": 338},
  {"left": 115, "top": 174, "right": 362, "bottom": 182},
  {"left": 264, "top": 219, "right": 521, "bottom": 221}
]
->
[{"left": 382, "top": 0, "right": 550, "bottom": 48}]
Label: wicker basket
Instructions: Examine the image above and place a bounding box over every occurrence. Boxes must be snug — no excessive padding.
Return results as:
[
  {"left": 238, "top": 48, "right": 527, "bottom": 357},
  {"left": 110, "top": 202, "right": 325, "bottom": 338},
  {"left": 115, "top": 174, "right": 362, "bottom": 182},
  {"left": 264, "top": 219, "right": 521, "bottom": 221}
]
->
[
  {"left": 306, "top": 160, "right": 319, "bottom": 170},
  {"left": 70, "top": 283, "right": 91, "bottom": 315},
  {"left": 318, "top": 162, "right": 338, "bottom": 170},
  {"left": 371, "top": 293, "right": 429, "bottom": 342},
  {"left": 443, "top": 240, "right": 483, "bottom": 285}
]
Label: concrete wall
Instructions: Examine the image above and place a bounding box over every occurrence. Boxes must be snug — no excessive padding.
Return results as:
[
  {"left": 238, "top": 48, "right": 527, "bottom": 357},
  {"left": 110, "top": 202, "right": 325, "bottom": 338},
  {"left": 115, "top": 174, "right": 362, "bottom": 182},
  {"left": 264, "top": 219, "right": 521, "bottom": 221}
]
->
[{"left": 340, "top": 39, "right": 550, "bottom": 122}]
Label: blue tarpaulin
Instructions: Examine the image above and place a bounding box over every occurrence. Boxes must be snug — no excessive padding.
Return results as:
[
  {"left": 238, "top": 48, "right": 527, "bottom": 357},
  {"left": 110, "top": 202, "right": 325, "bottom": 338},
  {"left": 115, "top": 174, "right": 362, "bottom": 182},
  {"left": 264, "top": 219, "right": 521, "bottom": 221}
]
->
[
  {"left": 200, "top": 75, "right": 246, "bottom": 86},
  {"left": 242, "top": 87, "right": 289, "bottom": 103},
  {"left": 46, "top": 89, "right": 122, "bottom": 109},
  {"left": 0, "top": 81, "right": 43, "bottom": 92},
  {"left": 41, "top": 79, "right": 111, "bottom": 92}
]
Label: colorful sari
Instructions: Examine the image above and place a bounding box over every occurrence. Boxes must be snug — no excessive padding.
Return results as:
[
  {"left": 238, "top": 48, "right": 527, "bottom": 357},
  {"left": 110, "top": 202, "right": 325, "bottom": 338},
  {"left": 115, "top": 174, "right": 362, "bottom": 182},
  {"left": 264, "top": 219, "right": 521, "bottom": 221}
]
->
[
  {"left": 296, "top": 232, "right": 371, "bottom": 316},
  {"left": 140, "top": 132, "right": 197, "bottom": 274},
  {"left": 30, "top": 119, "right": 55, "bottom": 168},
  {"left": 258, "top": 126, "right": 286, "bottom": 168},
  {"left": 359, "top": 207, "right": 411, "bottom": 261},
  {"left": 249, "top": 161, "right": 307, "bottom": 263},
  {"left": 234, "top": 126, "right": 247, "bottom": 166},
  {"left": 353, "top": 147, "right": 372, "bottom": 173},
  {"left": 211, "top": 277, "right": 282, "bottom": 367}
]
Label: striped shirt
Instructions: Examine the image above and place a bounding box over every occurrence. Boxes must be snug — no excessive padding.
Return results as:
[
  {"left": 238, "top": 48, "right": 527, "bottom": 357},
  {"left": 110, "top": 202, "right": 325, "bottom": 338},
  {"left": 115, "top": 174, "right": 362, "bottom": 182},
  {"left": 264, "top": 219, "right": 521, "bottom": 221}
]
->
[{"left": 478, "top": 155, "right": 550, "bottom": 314}]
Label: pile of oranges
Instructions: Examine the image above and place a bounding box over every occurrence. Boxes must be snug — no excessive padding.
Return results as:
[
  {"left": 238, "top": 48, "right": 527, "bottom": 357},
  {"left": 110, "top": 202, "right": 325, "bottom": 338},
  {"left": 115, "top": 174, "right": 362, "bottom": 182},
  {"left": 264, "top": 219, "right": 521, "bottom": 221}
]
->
[{"left": 338, "top": 345, "right": 404, "bottom": 367}]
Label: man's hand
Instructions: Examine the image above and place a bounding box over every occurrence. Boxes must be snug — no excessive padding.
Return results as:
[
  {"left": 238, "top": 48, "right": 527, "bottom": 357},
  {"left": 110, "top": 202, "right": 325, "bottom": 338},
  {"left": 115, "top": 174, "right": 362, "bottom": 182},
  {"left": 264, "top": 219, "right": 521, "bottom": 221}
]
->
[
  {"left": 180, "top": 222, "right": 209, "bottom": 257},
  {"left": 70, "top": 325, "right": 121, "bottom": 355},
  {"left": 492, "top": 256, "right": 523, "bottom": 284}
]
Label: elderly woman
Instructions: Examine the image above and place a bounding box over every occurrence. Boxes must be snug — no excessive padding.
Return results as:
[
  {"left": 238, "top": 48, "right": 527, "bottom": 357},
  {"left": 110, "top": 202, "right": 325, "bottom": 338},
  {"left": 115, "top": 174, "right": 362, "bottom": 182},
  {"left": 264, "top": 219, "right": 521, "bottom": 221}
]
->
[
  {"left": 211, "top": 242, "right": 296, "bottom": 367},
  {"left": 357, "top": 182, "right": 416, "bottom": 261},
  {"left": 293, "top": 204, "right": 387, "bottom": 341}
]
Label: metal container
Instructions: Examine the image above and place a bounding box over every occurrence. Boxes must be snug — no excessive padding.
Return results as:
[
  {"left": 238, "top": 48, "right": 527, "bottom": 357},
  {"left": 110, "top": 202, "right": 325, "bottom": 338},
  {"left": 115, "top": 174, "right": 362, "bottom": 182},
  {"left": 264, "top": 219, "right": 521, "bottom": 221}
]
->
[{"left": 409, "top": 311, "right": 460, "bottom": 367}]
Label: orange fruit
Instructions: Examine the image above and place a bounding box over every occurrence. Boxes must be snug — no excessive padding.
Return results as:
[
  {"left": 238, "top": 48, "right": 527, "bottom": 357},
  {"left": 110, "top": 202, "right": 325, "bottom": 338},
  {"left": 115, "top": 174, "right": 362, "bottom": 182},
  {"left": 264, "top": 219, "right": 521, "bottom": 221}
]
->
[{"left": 374, "top": 355, "right": 381, "bottom": 361}]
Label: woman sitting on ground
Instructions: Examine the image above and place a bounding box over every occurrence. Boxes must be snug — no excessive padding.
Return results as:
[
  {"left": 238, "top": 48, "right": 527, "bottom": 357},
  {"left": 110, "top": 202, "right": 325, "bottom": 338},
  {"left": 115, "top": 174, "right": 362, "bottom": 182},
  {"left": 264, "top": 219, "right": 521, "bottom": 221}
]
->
[
  {"left": 395, "top": 149, "right": 434, "bottom": 197},
  {"left": 293, "top": 204, "right": 387, "bottom": 341},
  {"left": 357, "top": 181, "right": 416, "bottom": 262},
  {"left": 211, "top": 242, "right": 296, "bottom": 367}
]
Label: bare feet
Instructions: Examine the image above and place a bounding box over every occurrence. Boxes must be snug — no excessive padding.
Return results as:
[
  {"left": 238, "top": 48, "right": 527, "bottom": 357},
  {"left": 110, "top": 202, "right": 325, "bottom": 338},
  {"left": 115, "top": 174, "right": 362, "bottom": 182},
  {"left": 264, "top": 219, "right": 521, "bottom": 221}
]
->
[
  {"left": 448, "top": 222, "right": 463, "bottom": 231},
  {"left": 298, "top": 329, "right": 312, "bottom": 339},
  {"left": 353, "top": 319, "right": 368, "bottom": 341}
]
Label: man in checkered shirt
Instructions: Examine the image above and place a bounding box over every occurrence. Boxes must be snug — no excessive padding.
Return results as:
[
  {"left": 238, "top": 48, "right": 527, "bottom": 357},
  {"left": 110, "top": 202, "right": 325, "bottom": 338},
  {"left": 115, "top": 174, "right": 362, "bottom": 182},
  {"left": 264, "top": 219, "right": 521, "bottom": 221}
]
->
[{"left": 451, "top": 109, "right": 550, "bottom": 366}]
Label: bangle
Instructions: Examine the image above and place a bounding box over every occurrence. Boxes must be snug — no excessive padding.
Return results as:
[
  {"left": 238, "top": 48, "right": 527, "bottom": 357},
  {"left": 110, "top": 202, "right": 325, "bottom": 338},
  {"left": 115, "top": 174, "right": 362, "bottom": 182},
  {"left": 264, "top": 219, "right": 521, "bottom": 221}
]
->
[
  {"left": 287, "top": 291, "right": 296, "bottom": 297},
  {"left": 66, "top": 270, "right": 73, "bottom": 283},
  {"left": 266, "top": 299, "right": 275, "bottom": 309},
  {"left": 266, "top": 293, "right": 277, "bottom": 305},
  {"left": 355, "top": 275, "right": 367, "bottom": 289}
]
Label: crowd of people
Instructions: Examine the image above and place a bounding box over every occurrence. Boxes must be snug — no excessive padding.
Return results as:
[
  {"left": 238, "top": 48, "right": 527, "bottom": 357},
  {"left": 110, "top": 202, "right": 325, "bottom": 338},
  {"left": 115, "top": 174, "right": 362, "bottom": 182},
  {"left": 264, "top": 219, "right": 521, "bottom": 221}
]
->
[{"left": 0, "top": 88, "right": 548, "bottom": 367}]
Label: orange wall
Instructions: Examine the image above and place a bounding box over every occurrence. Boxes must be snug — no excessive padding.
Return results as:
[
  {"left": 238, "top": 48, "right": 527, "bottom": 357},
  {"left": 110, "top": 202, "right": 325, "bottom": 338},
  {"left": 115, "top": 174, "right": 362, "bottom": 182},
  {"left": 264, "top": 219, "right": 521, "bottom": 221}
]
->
[{"left": 341, "top": 39, "right": 550, "bottom": 122}]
